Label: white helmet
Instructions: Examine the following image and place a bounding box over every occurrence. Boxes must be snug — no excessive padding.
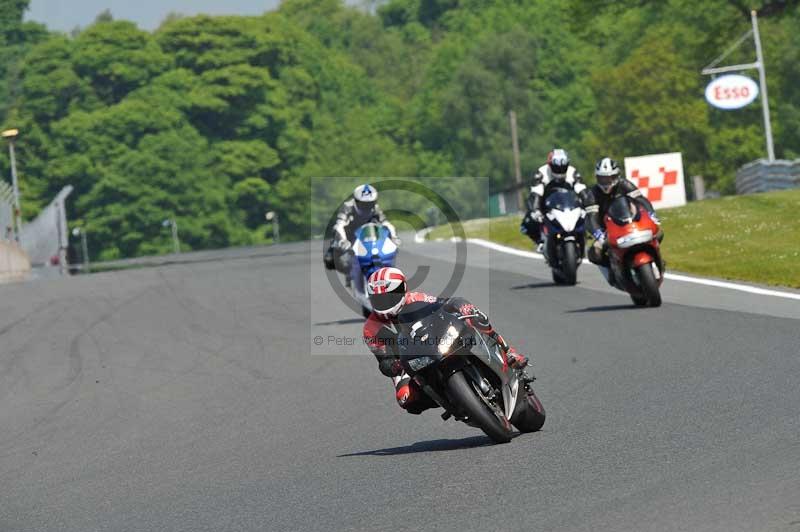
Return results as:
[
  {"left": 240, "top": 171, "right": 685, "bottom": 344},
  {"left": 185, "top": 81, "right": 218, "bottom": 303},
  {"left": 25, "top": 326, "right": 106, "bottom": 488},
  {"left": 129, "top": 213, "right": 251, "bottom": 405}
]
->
[
  {"left": 353, "top": 184, "right": 378, "bottom": 215},
  {"left": 595, "top": 157, "right": 621, "bottom": 194},
  {"left": 367, "top": 267, "right": 407, "bottom": 319}
]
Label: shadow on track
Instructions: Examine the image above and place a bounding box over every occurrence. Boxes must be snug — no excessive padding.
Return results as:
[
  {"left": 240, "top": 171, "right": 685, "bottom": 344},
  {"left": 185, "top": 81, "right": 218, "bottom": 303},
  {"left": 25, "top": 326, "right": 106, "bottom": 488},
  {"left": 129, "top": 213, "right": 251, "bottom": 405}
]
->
[
  {"left": 565, "top": 304, "right": 637, "bottom": 313},
  {"left": 510, "top": 282, "right": 557, "bottom": 290},
  {"left": 338, "top": 435, "right": 506, "bottom": 456},
  {"left": 314, "top": 318, "right": 365, "bottom": 326}
]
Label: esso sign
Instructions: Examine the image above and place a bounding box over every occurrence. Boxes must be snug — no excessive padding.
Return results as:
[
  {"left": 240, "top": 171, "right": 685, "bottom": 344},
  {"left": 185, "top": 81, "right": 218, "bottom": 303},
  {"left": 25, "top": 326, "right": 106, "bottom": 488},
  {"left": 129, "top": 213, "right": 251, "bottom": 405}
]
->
[{"left": 705, "top": 74, "right": 759, "bottom": 110}]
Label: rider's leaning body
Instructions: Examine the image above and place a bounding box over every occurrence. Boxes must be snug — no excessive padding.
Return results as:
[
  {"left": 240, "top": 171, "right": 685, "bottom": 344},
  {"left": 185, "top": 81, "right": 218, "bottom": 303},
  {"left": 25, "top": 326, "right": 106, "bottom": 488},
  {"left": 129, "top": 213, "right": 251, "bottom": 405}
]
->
[
  {"left": 583, "top": 157, "right": 663, "bottom": 279},
  {"left": 362, "top": 267, "right": 527, "bottom": 414}
]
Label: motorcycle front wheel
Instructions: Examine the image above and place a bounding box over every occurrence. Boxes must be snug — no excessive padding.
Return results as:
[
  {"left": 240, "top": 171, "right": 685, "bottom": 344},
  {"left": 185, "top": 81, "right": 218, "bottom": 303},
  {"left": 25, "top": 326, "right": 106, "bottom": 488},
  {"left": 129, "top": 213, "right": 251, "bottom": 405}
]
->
[
  {"left": 446, "top": 371, "right": 513, "bottom": 444},
  {"left": 511, "top": 386, "right": 546, "bottom": 433},
  {"left": 636, "top": 263, "right": 662, "bottom": 307},
  {"left": 561, "top": 241, "right": 578, "bottom": 285}
]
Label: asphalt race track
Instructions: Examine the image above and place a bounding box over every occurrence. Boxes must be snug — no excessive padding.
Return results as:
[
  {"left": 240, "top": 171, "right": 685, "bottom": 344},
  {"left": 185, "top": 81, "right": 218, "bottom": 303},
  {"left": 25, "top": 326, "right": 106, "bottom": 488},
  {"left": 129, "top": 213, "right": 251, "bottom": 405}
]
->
[{"left": 1, "top": 239, "right": 799, "bottom": 531}]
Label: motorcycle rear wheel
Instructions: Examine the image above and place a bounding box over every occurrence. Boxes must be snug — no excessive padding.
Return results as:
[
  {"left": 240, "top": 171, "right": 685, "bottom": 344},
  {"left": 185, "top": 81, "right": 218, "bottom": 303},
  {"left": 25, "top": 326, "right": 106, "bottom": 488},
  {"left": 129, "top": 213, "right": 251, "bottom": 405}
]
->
[
  {"left": 446, "top": 371, "right": 513, "bottom": 444},
  {"left": 636, "top": 263, "right": 662, "bottom": 307}
]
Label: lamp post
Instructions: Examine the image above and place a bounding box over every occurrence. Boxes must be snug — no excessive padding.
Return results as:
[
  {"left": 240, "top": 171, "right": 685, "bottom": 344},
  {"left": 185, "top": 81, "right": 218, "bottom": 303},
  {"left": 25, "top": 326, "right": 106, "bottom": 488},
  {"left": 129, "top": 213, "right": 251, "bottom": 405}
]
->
[
  {"left": 265, "top": 211, "right": 280, "bottom": 243},
  {"left": 162, "top": 218, "right": 181, "bottom": 254},
  {"left": 72, "top": 227, "right": 90, "bottom": 273},
  {"left": 1, "top": 128, "right": 22, "bottom": 244}
]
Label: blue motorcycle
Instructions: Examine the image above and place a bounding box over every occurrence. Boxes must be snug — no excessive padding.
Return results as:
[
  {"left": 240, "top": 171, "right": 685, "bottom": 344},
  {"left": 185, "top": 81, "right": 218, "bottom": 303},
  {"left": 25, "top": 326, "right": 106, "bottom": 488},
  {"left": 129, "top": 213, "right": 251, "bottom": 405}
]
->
[{"left": 349, "top": 222, "right": 399, "bottom": 317}]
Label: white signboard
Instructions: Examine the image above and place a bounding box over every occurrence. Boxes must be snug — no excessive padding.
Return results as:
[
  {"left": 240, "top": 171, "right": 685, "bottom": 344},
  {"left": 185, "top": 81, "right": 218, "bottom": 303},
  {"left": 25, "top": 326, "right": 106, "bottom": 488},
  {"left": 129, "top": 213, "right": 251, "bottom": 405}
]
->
[
  {"left": 705, "top": 74, "right": 759, "bottom": 110},
  {"left": 624, "top": 152, "right": 686, "bottom": 209}
]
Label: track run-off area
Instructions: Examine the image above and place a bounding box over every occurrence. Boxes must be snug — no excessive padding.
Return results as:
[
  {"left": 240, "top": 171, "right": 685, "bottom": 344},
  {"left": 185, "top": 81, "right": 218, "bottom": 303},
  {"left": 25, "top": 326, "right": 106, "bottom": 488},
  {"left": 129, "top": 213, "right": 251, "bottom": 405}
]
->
[{"left": 1, "top": 238, "right": 799, "bottom": 531}]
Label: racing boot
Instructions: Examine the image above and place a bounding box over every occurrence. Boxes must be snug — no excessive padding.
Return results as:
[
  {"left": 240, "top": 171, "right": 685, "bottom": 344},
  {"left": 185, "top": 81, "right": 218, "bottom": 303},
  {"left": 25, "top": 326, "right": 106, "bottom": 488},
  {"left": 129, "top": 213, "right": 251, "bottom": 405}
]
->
[
  {"left": 505, "top": 346, "right": 529, "bottom": 370},
  {"left": 323, "top": 245, "right": 335, "bottom": 270},
  {"left": 491, "top": 332, "right": 528, "bottom": 370}
]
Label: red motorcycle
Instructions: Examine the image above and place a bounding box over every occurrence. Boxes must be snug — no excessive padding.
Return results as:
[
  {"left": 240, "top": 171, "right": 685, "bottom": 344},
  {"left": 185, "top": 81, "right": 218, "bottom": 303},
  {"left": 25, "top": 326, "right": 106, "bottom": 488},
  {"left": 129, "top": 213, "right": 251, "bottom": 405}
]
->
[{"left": 604, "top": 196, "right": 664, "bottom": 307}]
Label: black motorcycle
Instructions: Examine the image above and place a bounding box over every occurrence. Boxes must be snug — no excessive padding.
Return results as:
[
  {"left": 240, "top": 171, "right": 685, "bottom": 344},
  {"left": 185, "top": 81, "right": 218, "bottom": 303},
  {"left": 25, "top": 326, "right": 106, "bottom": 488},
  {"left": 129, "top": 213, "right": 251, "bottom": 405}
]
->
[{"left": 397, "top": 307, "right": 545, "bottom": 443}]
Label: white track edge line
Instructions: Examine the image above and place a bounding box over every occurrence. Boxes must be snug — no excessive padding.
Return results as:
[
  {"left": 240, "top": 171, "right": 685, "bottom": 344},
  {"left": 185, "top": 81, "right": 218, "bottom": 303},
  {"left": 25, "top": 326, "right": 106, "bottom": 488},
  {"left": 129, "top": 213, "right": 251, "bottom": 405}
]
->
[{"left": 464, "top": 237, "right": 800, "bottom": 301}]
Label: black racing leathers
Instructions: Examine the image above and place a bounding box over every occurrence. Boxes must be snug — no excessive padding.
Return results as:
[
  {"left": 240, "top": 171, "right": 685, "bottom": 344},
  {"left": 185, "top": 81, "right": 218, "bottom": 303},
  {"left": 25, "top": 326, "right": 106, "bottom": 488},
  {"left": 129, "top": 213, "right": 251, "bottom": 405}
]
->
[
  {"left": 583, "top": 179, "right": 655, "bottom": 236},
  {"left": 583, "top": 179, "right": 659, "bottom": 266}
]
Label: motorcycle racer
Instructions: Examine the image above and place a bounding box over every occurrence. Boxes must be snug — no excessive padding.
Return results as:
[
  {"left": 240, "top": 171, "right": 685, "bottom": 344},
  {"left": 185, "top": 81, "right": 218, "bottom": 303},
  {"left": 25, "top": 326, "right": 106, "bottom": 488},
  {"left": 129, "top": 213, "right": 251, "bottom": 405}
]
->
[
  {"left": 324, "top": 184, "right": 398, "bottom": 280},
  {"left": 584, "top": 157, "right": 663, "bottom": 282},
  {"left": 520, "top": 148, "right": 590, "bottom": 251},
  {"left": 363, "top": 267, "right": 528, "bottom": 414}
]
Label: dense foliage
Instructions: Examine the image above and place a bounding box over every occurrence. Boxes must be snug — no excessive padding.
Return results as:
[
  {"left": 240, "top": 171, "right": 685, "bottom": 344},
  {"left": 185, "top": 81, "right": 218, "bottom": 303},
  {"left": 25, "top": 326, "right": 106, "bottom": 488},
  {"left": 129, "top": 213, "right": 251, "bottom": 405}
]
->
[{"left": 0, "top": 0, "right": 798, "bottom": 259}]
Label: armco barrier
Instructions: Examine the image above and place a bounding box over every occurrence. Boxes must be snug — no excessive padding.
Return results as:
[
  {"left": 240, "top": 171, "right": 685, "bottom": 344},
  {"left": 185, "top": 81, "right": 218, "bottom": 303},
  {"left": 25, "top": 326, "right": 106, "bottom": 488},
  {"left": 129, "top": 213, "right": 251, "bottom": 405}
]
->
[
  {"left": 736, "top": 159, "right": 800, "bottom": 194},
  {"left": 0, "top": 240, "right": 31, "bottom": 282},
  {"left": 21, "top": 186, "right": 72, "bottom": 269}
]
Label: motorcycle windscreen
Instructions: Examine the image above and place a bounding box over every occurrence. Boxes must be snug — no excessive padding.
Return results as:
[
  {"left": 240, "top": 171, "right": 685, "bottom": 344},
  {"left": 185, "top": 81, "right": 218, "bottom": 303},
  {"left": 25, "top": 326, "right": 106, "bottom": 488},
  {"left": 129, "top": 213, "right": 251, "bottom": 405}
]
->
[
  {"left": 356, "top": 223, "right": 381, "bottom": 242},
  {"left": 606, "top": 196, "right": 641, "bottom": 225},
  {"left": 544, "top": 189, "right": 580, "bottom": 212},
  {"left": 397, "top": 309, "right": 466, "bottom": 360}
]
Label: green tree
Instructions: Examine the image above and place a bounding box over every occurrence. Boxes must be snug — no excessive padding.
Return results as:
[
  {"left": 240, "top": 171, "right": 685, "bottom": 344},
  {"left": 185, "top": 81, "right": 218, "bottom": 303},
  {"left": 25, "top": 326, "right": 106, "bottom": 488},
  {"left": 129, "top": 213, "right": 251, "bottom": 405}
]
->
[
  {"left": 73, "top": 21, "right": 171, "bottom": 104},
  {"left": 583, "top": 35, "right": 712, "bottom": 185}
]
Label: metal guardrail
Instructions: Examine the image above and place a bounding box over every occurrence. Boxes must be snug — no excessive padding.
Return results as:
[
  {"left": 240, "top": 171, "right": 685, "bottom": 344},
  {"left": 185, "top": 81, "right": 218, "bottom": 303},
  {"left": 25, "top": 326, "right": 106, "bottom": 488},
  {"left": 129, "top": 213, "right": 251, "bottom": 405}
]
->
[
  {"left": 20, "top": 186, "right": 72, "bottom": 268},
  {"left": 736, "top": 159, "right": 800, "bottom": 194}
]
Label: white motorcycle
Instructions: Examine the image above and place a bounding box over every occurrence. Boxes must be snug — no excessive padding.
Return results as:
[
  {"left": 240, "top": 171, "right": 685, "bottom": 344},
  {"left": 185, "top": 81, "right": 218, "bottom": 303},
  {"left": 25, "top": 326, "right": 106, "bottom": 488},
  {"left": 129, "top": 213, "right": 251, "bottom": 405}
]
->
[{"left": 541, "top": 188, "right": 586, "bottom": 285}]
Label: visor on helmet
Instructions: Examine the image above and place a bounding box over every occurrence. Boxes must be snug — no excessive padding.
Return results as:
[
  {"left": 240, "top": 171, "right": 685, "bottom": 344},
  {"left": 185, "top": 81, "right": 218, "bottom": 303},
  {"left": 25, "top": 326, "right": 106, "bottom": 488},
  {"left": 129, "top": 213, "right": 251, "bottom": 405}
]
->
[
  {"left": 369, "top": 289, "right": 405, "bottom": 312},
  {"left": 354, "top": 199, "right": 375, "bottom": 214},
  {"left": 550, "top": 162, "right": 568, "bottom": 176},
  {"left": 597, "top": 174, "right": 617, "bottom": 193}
]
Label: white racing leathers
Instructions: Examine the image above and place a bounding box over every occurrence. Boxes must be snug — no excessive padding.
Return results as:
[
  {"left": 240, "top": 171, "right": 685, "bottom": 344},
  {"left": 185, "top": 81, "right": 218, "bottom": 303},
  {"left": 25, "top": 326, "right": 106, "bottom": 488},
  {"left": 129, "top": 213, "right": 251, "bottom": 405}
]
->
[
  {"left": 521, "top": 165, "right": 589, "bottom": 243},
  {"left": 330, "top": 200, "right": 397, "bottom": 273},
  {"left": 332, "top": 199, "right": 397, "bottom": 245}
]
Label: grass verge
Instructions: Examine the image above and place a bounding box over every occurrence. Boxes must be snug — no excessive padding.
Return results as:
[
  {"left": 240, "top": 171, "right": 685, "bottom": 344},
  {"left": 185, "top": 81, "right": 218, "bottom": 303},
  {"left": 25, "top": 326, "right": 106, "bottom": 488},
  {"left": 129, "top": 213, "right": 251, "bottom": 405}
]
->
[{"left": 428, "top": 189, "right": 800, "bottom": 289}]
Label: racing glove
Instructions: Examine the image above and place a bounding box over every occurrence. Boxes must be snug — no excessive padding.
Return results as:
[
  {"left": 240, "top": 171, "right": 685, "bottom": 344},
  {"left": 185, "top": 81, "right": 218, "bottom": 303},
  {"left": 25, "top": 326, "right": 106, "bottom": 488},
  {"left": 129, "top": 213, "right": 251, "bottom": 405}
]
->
[{"left": 378, "top": 357, "right": 404, "bottom": 378}]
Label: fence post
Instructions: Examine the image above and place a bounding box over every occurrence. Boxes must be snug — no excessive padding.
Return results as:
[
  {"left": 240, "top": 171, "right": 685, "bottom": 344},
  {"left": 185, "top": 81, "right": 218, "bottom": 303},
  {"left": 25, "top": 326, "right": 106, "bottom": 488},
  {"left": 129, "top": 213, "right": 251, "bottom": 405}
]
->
[
  {"left": 692, "top": 176, "right": 706, "bottom": 200},
  {"left": 509, "top": 111, "right": 523, "bottom": 212}
]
